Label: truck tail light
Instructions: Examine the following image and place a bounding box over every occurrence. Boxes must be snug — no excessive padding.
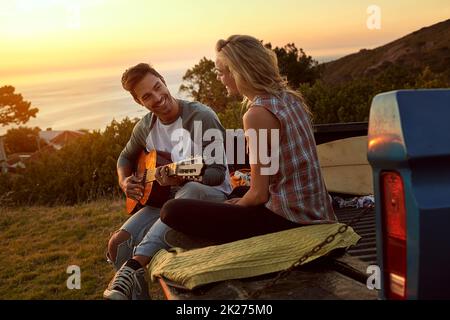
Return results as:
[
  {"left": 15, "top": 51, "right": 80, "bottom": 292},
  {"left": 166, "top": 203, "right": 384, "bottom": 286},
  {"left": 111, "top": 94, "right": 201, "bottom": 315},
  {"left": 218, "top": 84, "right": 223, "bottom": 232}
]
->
[{"left": 381, "top": 171, "right": 407, "bottom": 300}]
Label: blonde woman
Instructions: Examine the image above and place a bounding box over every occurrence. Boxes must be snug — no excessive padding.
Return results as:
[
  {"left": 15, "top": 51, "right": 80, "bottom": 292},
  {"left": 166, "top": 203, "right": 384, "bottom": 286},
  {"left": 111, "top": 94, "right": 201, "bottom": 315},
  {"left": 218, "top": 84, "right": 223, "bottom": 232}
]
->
[{"left": 159, "top": 35, "right": 337, "bottom": 242}]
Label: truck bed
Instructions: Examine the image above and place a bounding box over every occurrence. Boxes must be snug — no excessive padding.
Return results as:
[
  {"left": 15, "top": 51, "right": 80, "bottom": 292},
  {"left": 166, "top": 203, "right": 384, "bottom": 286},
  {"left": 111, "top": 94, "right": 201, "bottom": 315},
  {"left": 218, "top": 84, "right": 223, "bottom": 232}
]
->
[{"left": 157, "top": 206, "right": 378, "bottom": 300}]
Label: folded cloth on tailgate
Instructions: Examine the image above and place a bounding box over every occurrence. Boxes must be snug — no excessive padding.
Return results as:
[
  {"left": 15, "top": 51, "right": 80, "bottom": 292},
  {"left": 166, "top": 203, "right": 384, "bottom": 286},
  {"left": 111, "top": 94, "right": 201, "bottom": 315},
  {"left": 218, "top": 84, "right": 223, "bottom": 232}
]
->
[{"left": 148, "top": 223, "right": 360, "bottom": 290}]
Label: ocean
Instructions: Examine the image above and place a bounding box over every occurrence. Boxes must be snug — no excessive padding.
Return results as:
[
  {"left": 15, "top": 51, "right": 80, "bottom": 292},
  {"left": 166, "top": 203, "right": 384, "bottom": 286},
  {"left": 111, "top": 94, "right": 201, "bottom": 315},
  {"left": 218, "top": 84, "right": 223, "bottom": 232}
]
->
[
  {"left": 1, "top": 67, "right": 188, "bottom": 135},
  {"left": 1, "top": 54, "right": 341, "bottom": 135}
]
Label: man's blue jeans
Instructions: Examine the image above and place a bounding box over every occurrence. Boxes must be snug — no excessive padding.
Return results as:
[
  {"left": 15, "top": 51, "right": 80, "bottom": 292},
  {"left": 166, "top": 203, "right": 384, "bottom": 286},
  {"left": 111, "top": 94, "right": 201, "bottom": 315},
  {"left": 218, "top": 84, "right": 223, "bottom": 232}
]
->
[{"left": 108, "top": 182, "right": 227, "bottom": 270}]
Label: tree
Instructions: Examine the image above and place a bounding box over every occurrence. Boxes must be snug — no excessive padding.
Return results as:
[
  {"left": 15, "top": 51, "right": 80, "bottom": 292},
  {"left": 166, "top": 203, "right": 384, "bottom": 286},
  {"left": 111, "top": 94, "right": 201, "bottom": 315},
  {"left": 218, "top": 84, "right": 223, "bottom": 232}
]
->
[
  {"left": 0, "top": 86, "right": 38, "bottom": 126},
  {"left": 300, "top": 65, "right": 450, "bottom": 124},
  {"left": 217, "top": 101, "right": 244, "bottom": 129},
  {"left": 413, "top": 66, "right": 449, "bottom": 88},
  {"left": 4, "top": 126, "right": 47, "bottom": 154},
  {"left": 265, "top": 43, "right": 321, "bottom": 88},
  {"left": 0, "top": 117, "right": 138, "bottom": 206},
  {"left": 179, "top": 44, "right": 320, "bottom": 115},
  {"left": 179, "top": 58, "right": 231, "bottom": 113}
]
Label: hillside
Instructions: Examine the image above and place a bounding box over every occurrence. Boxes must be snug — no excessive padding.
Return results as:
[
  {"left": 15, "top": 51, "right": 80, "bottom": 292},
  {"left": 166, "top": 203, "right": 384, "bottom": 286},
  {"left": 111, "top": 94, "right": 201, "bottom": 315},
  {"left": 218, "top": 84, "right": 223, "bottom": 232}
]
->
[
  {"left": 321, "top": 19, "right": 450, "bottom": 84},
  {"left": 0, "top": 200, "right": 163, "bottom": 299}
]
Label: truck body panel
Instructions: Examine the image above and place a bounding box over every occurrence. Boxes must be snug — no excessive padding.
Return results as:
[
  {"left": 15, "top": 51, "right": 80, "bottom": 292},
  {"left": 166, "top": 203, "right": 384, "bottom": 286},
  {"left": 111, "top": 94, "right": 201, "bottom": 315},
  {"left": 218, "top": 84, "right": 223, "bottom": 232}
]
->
[{"left": 368, "top": 89, "right": 450, "bottom": 299}]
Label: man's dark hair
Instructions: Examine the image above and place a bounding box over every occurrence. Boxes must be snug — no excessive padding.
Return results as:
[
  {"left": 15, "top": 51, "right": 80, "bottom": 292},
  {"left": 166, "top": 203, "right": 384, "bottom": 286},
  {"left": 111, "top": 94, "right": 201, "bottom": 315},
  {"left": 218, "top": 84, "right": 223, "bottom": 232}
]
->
[{"left": 121, "top": 63, "right": 166, "bottom": 104}]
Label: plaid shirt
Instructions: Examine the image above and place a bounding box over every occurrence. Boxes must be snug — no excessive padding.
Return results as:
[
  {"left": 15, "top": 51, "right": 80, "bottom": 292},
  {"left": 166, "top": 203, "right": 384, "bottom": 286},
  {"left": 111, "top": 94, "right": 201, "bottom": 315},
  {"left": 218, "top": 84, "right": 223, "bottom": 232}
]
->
[{"left": 251, "top": 93, "right": 337, "bottom": 224}]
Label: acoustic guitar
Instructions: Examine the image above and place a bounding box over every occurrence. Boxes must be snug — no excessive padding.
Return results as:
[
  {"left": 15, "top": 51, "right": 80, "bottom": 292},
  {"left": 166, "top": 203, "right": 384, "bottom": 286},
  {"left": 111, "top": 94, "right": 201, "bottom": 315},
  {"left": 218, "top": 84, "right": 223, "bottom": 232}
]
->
[{"left": 126, "top": 149, "right": 204, "bottom": 214}]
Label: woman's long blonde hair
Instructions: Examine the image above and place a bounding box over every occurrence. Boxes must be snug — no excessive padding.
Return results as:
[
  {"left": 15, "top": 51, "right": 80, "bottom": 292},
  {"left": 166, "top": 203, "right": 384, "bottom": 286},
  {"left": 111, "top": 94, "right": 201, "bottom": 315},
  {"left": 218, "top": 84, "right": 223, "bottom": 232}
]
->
[{"left": 216, "top": 35, "right": 311, "bottom": 115}]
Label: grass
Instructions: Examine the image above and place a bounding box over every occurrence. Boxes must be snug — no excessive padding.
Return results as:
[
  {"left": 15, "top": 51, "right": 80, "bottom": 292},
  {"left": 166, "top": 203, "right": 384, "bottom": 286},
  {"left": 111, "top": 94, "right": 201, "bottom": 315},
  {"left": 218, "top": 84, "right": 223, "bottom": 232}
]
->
[{"left": 0, "top": 199, "right": 164, "bottom": 300}]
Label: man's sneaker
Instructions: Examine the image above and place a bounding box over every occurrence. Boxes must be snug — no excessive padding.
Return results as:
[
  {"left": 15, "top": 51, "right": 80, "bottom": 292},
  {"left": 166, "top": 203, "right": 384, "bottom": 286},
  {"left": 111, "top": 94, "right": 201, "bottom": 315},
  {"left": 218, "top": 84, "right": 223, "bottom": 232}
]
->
[{"left": 103, "top": 262, "right": 146, "bottom": 300}]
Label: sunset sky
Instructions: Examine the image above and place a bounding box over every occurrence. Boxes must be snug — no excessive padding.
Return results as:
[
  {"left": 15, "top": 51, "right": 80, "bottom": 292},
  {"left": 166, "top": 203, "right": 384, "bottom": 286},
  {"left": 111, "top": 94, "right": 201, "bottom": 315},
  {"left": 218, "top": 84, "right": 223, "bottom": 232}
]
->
[{"left": 1, "top": 0, "right": 449, "bottom": 84}]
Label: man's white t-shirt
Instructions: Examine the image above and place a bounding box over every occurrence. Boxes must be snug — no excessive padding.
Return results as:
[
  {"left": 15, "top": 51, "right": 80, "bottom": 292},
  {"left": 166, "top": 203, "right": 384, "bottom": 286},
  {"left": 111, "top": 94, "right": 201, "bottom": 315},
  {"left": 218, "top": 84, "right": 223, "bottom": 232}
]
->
[
  {"left": 145, "top": 117, "right": 191, "bottom": 162},
  {"left": 145, "top": 117, "right": 231, "bottom": 195}
]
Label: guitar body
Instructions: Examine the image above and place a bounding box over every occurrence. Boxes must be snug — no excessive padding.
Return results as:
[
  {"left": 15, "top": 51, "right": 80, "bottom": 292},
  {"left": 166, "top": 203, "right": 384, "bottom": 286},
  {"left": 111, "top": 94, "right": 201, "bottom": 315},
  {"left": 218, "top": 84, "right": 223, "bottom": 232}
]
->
[{"left": 126, "top": 150, "right": 172, "bottom": 215}]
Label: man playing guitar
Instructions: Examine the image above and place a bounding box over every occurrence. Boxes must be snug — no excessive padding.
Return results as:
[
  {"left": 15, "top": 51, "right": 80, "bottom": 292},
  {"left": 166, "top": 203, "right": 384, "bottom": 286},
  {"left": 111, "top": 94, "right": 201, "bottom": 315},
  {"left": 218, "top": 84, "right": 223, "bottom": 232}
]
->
[{"left": 104, "top": 63, "right": 231, "bottom": 300}]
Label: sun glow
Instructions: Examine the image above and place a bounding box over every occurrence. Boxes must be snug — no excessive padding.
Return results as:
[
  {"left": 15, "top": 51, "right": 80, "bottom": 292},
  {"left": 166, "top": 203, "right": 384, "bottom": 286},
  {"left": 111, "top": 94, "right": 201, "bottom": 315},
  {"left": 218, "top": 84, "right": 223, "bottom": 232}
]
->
[{"left": 1, "top": 0, "right": 449, "bottom": 84}]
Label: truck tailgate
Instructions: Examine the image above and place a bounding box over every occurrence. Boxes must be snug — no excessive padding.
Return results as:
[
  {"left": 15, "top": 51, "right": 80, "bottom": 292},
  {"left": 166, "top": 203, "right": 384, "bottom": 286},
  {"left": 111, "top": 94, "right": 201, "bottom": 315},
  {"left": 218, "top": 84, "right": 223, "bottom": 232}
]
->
[{"left": 157, "top": 206, "right": 378, "bottom": 300}]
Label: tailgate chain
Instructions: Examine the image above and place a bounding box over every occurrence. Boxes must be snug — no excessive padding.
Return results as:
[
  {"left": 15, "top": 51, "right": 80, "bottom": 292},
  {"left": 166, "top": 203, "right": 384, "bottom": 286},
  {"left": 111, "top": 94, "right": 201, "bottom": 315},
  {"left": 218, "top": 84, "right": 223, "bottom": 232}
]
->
[{"left": 246, "top": 204, "right": 374, "bottom": 299}]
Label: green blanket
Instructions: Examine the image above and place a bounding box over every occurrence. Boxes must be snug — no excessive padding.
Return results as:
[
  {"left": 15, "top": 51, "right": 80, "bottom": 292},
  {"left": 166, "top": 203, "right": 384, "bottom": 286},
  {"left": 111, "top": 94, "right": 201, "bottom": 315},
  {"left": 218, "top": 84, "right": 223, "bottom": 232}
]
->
[{"left": 148, "top": 223, "right": 360, "bottom": 290}]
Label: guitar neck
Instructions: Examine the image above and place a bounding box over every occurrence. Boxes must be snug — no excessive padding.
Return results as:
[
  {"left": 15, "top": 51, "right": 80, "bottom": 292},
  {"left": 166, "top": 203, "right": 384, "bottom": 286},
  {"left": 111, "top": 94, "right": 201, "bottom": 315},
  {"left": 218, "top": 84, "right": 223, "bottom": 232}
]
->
[{"left": 145, "top": 163, "right": 177, "bottom": 183}]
